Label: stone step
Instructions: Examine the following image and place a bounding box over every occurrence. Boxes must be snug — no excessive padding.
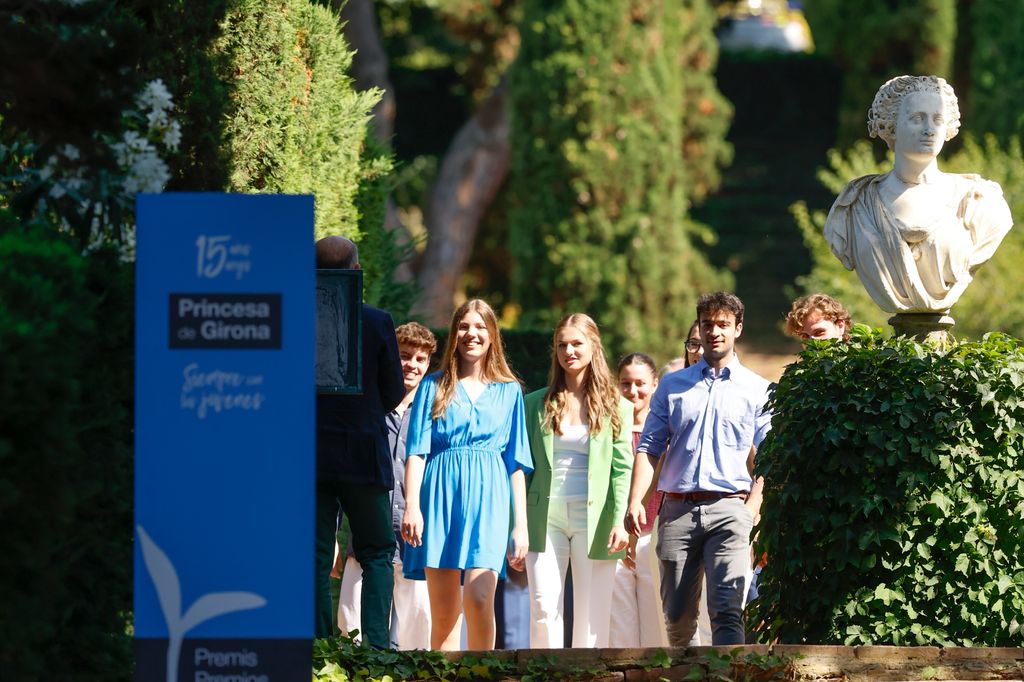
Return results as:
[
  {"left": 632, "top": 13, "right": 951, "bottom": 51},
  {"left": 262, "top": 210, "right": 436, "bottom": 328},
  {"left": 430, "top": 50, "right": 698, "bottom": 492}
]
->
[{"left": 442, "top": 645, "right": 1024, "bottom": 681}]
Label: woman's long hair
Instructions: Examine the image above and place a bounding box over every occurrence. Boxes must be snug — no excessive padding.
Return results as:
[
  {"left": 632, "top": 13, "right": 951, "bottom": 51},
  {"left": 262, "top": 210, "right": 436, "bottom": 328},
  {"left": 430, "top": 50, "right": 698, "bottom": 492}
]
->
[
  {"left": 542, "top": 313, "right": 621, "bottom": 438},
  {"left": 432, "top": 299, "right": 518, "bottom": 419}
]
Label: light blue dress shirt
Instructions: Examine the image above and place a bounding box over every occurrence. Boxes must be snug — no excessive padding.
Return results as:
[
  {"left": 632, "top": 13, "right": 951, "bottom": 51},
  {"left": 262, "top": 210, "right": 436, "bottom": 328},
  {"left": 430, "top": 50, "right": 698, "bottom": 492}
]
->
[{"left": 637, "top": 354, "right": 772, "bottom": 494}]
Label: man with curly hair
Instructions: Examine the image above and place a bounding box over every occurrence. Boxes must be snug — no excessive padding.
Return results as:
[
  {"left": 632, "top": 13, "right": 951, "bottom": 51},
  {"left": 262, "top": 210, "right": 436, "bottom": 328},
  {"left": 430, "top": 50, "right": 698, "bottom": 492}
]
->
[{"left": 784, "top": 293, "right": 851, "bottom": 342}]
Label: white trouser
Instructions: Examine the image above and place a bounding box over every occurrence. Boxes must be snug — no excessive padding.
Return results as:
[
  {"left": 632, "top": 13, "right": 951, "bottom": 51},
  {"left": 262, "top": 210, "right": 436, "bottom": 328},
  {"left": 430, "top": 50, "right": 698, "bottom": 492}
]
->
[
  {"left": 525, "top": 498, "right": 616, "bottom": 648},
  {"left": 337, "top": 556, "right": 431, "bottom": 649},
  {"left": 609, "top": 531, "right": 669, "bottom": 647}
]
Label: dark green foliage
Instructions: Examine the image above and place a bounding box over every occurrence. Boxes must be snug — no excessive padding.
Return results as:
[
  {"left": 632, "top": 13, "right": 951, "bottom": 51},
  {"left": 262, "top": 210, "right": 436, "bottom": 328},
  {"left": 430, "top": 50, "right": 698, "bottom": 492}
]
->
[
  {"left": 489, "top": 328, "right": 552, "bottom": 393},
  {"left": 804, "top": 0, "right": 957, "bottom": 144},
  {"left": 0, "top": 1, "right": 147, "bottom": 146},
  {"left": 212, "top": 0, "right": 380, "bottom": 238},
  {"left": 0, "top": 214, "right": 133, "bottom": 679},
  {"left": 964, "top": 0, "right": 1024, "bottom": 142},
  {"left": 507, "top": 0, "right": 732, "bottom": 360},
  {"left": 68, "top": 246, "right": 135, "bottom": 679},
  {"left": 753, "top": 328, "right": 1024, "bottom": 646}
]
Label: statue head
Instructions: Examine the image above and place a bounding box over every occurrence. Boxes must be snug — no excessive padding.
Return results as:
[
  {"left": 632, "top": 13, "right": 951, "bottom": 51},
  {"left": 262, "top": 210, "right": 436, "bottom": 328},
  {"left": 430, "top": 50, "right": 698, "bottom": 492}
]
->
[{"left": 867, "top": 75, "right": 960, "bottom": 150}]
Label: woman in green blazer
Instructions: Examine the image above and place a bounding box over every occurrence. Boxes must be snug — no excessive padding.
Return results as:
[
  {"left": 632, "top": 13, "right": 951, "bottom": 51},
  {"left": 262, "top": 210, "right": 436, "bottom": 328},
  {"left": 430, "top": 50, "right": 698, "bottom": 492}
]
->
[{"left": 523, "top": 313, "right": 634, "bottom": 648}]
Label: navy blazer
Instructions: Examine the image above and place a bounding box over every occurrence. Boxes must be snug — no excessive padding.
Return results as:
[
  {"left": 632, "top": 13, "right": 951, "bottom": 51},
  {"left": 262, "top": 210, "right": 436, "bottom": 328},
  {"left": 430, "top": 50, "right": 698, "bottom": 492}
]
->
[{"left": 316, "top": 304, "right": 405, "bottom": 487}]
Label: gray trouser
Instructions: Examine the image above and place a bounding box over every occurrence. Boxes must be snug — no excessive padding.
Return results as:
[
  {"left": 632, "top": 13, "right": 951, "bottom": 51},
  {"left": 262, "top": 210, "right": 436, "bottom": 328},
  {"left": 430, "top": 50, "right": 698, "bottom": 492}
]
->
[{"left": 656, "top": 495, "right": 753, "bottom": 646}]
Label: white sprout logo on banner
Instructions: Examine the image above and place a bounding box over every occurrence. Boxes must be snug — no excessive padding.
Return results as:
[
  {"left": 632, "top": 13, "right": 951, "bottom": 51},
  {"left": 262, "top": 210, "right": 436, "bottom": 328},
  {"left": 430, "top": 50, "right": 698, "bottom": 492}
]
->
[{"left": 137, "top": 526, "right": 266, "bottom": 682}]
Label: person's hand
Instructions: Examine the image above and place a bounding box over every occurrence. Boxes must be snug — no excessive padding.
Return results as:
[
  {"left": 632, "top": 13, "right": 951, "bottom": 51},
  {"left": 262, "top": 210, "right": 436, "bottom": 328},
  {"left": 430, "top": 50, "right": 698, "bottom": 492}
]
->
[
  {"left": 330, "top": 547, "right": 346, "bottom": 579},
  {"left": 622, "top": 536, "right": 639, "bottom": 571},
  {"left": 401, "top": 507, "right": 423, "bottom": 547},
  {"left": 608, "top": 525, "right": 630, "bottom": 554},
  {"left": 624, "top": 501, "right": 647, "bottom": 537},
  {"left": 507, "top": 525, "right": 528, "bottom": 571}
]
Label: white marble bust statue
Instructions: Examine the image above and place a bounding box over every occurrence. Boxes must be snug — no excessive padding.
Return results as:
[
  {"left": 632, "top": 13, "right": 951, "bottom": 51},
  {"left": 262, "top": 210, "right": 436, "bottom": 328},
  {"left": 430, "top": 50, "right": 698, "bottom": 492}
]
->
[{"left": 823, "top": 75, "right": 1013, "bottom": 314}]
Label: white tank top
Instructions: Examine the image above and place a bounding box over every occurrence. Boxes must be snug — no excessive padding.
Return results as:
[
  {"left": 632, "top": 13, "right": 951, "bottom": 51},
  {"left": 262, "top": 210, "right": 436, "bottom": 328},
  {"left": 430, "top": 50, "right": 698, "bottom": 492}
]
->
[{"left": 550, "top": 423, "right": 589, "bottom": 500}]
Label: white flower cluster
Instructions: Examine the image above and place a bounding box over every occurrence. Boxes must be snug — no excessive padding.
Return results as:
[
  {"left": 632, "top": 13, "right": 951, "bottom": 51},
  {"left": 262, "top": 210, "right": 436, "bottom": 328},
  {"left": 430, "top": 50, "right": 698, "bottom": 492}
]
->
[
  {"left": 43, "top": 145, "right": 87, "bottom": 199},
  {"left": 136, "top": 78, "right": 182, "bottom": 150},
  {"left": 2, "top": 78, "right": 180, "bottom": 262},
  {"left": 111, "top": 130, "right": 171, "bottom": 194},
  {"left": 110, "top": 78, "right": 180, "bottom": 196}
]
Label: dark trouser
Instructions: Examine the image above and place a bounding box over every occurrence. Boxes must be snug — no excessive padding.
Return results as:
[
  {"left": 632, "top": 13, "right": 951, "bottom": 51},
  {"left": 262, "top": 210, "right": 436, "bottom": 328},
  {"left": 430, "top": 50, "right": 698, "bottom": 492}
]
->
[
  {"left": 315, "top": 480, "right": 395, "bottom": 647},
  {"left": 656, "top": 496, "right": 753, "bottom": 646}
]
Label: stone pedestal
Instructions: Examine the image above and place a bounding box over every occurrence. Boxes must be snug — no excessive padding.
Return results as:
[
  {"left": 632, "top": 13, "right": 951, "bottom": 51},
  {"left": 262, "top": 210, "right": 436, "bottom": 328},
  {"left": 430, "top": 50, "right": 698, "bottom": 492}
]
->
[{"left": 888, "top": 313, "right": 955, "bottom": 345}]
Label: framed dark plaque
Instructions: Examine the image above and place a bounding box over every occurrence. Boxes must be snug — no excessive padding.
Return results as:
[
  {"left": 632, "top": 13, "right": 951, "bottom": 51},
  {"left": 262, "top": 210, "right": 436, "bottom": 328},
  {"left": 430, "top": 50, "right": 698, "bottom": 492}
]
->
[{"left": 315, "top": 269, "right": 362, "bottom": 394}]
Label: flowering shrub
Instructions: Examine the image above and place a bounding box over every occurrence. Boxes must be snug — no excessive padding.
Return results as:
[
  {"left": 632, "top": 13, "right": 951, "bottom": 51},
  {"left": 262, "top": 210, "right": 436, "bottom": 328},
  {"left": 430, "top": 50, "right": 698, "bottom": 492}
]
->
[{"left": 0, "top": 78, "right": 180, "bottom": 259}]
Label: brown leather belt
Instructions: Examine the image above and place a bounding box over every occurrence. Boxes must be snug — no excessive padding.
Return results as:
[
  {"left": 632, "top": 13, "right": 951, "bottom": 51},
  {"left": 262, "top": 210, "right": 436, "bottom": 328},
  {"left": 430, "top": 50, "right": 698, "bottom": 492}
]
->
[{"left": 664, "top": 491, "right": 748, "bottom": 502}]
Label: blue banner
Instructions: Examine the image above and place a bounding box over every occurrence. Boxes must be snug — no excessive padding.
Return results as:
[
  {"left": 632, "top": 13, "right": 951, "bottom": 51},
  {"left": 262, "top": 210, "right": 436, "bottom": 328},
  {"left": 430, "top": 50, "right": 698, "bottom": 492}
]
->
[{"left": 134, "top": 194, "right": 314, "bottom": 682}]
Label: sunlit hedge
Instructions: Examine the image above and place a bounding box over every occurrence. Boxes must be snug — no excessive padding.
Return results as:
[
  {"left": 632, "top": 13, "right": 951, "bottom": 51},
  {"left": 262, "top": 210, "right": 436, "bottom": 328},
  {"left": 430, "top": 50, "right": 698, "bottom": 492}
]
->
[{"left": 754, "top": 328, "right": 1024, "bottom": 646}]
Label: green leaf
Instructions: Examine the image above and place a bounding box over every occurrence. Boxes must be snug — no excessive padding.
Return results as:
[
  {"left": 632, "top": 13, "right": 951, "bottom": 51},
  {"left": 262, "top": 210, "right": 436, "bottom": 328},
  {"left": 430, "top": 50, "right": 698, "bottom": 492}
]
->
[
  {"left": 997, "top": 575, "right": 1014, "bottom": 594},
  {"left": 650, "top": 649, "right": 673, "bottom": 669}
]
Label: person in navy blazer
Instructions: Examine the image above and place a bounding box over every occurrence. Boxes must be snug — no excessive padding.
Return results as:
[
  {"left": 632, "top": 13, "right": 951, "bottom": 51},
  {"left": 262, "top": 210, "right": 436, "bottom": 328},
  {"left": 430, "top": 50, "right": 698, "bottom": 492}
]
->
[{"left": 315, "top": 236, "right": 405, "bottom": 647}]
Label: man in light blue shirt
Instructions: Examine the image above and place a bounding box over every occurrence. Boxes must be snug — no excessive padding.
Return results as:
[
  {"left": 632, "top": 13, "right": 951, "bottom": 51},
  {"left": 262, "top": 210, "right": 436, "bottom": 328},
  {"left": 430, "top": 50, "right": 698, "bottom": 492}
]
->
[{"left": 621, "top": 292, "right": 771, "bottom": 645}]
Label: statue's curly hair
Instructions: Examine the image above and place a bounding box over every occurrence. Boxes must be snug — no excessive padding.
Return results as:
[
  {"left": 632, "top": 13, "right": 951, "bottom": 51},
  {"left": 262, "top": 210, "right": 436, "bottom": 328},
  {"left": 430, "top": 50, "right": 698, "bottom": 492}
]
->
[{"left": 867, "top": 75, "right": 960, "bottom": 149}]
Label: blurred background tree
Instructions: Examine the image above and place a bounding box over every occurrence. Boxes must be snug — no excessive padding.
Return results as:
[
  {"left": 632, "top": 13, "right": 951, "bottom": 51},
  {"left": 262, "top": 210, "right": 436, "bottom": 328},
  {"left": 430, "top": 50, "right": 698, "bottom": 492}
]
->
[
  {"left": 505, "top": 0, "right": 733, "bottom": 359},
  {"left": 802, "top": 0, "right": 957, "bottom": 145}
]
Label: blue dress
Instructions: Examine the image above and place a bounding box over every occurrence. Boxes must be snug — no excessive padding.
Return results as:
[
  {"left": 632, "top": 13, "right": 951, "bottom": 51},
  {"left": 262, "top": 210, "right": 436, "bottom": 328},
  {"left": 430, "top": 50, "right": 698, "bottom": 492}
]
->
[{"left": 403, "top": 374, "right": 533, "bottom": 580}]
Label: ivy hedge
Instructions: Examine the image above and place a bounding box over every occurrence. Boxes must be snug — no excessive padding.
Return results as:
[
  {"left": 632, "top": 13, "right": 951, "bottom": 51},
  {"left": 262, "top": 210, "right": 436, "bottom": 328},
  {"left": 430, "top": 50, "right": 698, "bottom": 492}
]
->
[
  {"left": 753, "top": 327, "right": 1024, "bottom": 646},
  {"left": 312, "top": 635, "right": 797, "bottom": 682}
]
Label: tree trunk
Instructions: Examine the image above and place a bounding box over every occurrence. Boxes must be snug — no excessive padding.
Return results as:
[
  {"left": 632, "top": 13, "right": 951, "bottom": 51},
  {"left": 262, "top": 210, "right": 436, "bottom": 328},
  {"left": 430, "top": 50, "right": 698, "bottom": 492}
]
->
[
  {"left": 410, "top": 78, "right": 511, "bottom": 326},
  {"left": 336, "top": 0, "right": 395, "bottom": 141},
  {"left": 335, "top": 0, "right": 416, "bottom": 284}
]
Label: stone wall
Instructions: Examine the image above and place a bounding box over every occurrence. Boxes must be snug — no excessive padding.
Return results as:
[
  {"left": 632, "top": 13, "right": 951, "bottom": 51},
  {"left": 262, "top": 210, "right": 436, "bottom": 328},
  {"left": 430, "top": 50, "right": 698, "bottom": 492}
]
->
[{"left": 445, "top": 645, "right": 1024, "bottom": 681}]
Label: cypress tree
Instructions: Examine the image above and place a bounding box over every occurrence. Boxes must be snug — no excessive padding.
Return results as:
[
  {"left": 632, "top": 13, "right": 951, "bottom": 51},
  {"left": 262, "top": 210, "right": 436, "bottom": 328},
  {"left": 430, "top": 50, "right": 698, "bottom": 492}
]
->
[
  {"left": 210, "top": 0, "right": 412, "bottom": 312},
  {"left": 213, "top": 0, "right": 380, "bottom": 238},
  {"left": 507, "top": 0, "right": 732, "bottom": 359}
]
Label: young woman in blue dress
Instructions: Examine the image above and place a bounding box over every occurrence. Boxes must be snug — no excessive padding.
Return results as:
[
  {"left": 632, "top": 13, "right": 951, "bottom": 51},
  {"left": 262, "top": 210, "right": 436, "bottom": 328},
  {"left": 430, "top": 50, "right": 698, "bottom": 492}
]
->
[
  {"left": 401, "top": 299, "right": 533, "bottom": 650},
  {"left": 522, "top": 313, "right": 634, "bottom": 647}
]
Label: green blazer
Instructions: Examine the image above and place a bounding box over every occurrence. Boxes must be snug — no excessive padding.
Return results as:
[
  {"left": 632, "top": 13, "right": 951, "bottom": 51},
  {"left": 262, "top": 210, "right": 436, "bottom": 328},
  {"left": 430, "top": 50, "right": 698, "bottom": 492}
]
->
[{"left": 524, "top": 388, "right": 635, "bottom": 560}]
